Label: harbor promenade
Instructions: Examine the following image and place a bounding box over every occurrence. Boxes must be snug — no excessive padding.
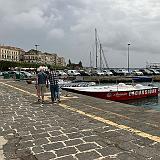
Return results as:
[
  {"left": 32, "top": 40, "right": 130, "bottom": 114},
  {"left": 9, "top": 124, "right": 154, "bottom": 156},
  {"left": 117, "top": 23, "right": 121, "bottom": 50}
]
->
[{"left": 1, "top": 79, "right": 160, "bottom": 160}]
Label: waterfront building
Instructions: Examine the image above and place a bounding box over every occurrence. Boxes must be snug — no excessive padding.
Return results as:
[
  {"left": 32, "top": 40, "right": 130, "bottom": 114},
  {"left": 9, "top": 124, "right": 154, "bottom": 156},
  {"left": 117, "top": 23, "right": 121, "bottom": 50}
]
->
[
  {"left": 20, "top": 49, "right": 40, "bottom": 63},
  {"left": 21, "top": 49, "right": 66, "bottom": 66},
  {"left": 0, "top": 45, "right": 25, "bottom": 62},
  {"left": 57, "top": 57, "right": 66, "bottom": 66},
  {"left": 0, "top": 45, "right": 66, "bottom": 67}
]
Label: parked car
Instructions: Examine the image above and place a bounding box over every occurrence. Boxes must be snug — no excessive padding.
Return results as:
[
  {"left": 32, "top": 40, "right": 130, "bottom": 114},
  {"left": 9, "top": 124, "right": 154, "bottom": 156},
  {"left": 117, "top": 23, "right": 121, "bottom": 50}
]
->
[
  {"left": 91, "top": 70, "right": 105, "bottom": 76},
  {"left": 117, "top": 69, "right": 129, "bottom": 76},
  {"left": 110, "top": 69, "right": 121, "bottom": 76},
  {"left": 148, "top": 69, "right": 160, "bottom": 75},
  {"left": 20, "top": 71, "right": 34, "bottom": 78},
  {"left": 139, "top": 69, "right": 153, "bottom": 76},
  {"left": 79, "top": 70, "right": 91, "bottom": 76},
  {"left": 67, "top": 70, "right": 81, "bottom": 76},
  {"left": 131, "top": 70, "right": 143, "bottom": 76},
  {"left": 103, "top": 70, "right": 113, "bottom": 76},
  {"left": 8, "top": 71, "right": 25, "bottom": 79},
  {"left": 56, "top": 70, "right": 68, "bottom": 76}
]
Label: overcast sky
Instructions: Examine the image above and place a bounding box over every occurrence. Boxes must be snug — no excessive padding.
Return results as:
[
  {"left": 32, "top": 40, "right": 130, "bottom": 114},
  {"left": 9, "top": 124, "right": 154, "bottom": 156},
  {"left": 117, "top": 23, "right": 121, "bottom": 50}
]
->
[{"left": 1, "top": 0, "right": 160, "bottom": 68}]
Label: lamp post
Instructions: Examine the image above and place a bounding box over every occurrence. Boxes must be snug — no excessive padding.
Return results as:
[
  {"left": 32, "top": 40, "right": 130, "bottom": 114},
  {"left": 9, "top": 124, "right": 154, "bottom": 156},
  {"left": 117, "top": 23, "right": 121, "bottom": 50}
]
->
[
  {"left": 128, "top": 43, "right": 130, "bottom": 72},
  {"left": 35, "top": 44, "right": 39, "bottom": 68}
]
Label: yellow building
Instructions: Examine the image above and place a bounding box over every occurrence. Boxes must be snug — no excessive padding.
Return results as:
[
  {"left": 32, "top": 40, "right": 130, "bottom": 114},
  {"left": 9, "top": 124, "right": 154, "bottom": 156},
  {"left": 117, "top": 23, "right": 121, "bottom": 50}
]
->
[
  {"left": 22, "top": 49, "right": 66, "bottom": 66},
  {"left": 57, "top": 57, "right": 66, "bottom": 66},
  {"left": 0, "top": 45, "right": 24, "bottom": 62},
  {"left": 0, "top": 45, "right": 66, "bottom": 67}
]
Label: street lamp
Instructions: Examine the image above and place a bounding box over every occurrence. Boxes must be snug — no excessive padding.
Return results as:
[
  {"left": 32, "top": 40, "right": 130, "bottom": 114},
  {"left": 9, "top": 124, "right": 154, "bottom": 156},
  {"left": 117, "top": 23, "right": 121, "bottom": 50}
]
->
[
  {"left": 35, "top": 44, "right": 39, "bottom": 54},
  {"left": 35, "top": 44, "right": 40, "bottom": 67},
  {"left": 128, "top": 43, "right": 130, "bottom": 72}
]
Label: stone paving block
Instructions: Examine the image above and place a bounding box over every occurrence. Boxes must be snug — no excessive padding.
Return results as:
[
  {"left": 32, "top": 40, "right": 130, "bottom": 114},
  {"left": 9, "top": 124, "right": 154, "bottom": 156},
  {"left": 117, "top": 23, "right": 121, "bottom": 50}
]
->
[
  {"left": 49, "top": 130, "right": 63, "bottom": 137},
  {"left": 19, "top": 154, "right": 37, "bottom": 160},
  {"left": 75, "top": 150, "right": 101, "bottom": 160},
  {"left": 95, "top": 139, "right": 113, "bottom": 147},
  {"left": 97, "top": 146, "right": 122, "bottom": 157},
  {"left": 151, "top": 142, "right": 160, "bottom": 151},
  {"left": 18, "top": 141, "right": 34, "bottom": 149},
  {"left": 117, "top": 141, "right": 141, "bottom": 151},
  {"left": 33, "top": 137, "right": 49, "bottom": 146},
  {"left": 1, "top": 129, "right": 16, "bottom": 137},
  {"left": 100, "top": 157, "right": 119, "bottom": 160},
  {"left": 133, "top": 146, "right": 160, "bottom": 158},
  {"left": 100, "top": 131, "right": 123, "bottom": 138},
  {"left": 49, "top": 135, "right": 68, "bottom": 142},
  {"left": 61, "top": 127, "right": 78, "bottom": 134},
  {"left": 32, "top": 133, "right": 50, "bottom": 139},
  {"left": 43, "top": 142, "right": 65, "bottom": 151},
  {"left": 32, "top": 146, "right": 44, "bottom": 154},
  {"left": 35, "top": 124, "right": 51, "bottom": 129},
  {"left": 130, "top": 152, "right": 150, "bottom": 160},
  {"left": 55, "top": 147, "right": 78, "bottom": 157},
  {"left": 80, "top": 130, "right": 95, "bottom": 136},
  {"left": 132, "top": 137, "right": 155, "bottom": 147},
  {"left": 64, "top": 138, "right": 84, "bottom": 146},
  {"left": 35, "top": 151, "right": 56, "bottom": 160},
  {"left": 83, "top": 135, "right": 101, "bottom": 142},
  {"left": 109, "top": 134, "right": 138, "bottom": 144},
  {"left": 44, "top": 126, "right": 62, "bottom": 131},
  {"left": 16, "top": 148, "right": 32, "bottom": 158},
  {"left": 30, "top": 128, "right": 46, "bottom": 135},
  {"left": 67, "top": 132, "right": 84, "bottom": 139},
  {"left": 76, "top": 143, "right": 100, "bottom": 152},
  {"left": 54, "top": 155, "right": 76, "bottom": 160},
  {"left": 116, "top": 152, "right": 137, "bottom": 160},
  {"left": 18, "top": 131, "right": 31, "bottom": 136},
  {"left": 20, "top": 126, "right": 36, "bottom": 133}
]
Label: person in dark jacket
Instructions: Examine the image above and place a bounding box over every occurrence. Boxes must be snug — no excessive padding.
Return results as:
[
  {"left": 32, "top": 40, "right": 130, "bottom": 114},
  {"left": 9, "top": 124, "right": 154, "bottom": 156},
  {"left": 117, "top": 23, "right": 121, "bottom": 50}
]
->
[
  {"left": 48, "top": 68, "right": 60, "bottom": 103},
  {"left": 35, "top": 67, "right": 48, "bottom": 103}
]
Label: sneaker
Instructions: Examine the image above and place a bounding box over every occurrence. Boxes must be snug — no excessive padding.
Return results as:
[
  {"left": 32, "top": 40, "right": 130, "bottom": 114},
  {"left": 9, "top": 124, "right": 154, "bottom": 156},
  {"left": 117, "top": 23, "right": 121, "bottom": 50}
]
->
[
  {"left": 53, "top": 100, "right": 57, "bottom": 103},
  {"left": 42, "top": 101, "right": 45, "bottom": 103},
  {"left": 38, "top": 99, "right": 41, "bottom": 102}
]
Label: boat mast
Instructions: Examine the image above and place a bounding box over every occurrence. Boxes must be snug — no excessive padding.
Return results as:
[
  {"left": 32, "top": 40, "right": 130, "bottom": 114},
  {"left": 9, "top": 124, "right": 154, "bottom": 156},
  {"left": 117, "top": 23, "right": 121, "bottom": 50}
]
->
[
  {"left": 100, "top": 43, "right": 102, "bottom": 71},
  {"left": 102, "top": 46, "right": 109, "bottom": 69},
  {"left": 95, "top": 28, "right": 98, "bottom": 69},
  {"left": 90, "top": 51, "right": 92, "bottom": 68}
]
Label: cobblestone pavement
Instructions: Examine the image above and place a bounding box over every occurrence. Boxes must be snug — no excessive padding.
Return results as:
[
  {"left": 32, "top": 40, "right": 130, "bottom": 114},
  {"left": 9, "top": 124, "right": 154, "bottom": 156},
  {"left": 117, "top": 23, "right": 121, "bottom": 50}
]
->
[{"left": 0, "top": 80, "right": 160, "bottom": 160}]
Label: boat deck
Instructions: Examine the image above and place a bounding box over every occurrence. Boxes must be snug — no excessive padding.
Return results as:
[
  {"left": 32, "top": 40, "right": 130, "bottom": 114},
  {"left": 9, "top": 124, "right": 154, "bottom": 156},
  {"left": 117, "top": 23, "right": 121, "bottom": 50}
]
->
[{"left": 62, "top": 83, "right": 158, "bottom": 92}]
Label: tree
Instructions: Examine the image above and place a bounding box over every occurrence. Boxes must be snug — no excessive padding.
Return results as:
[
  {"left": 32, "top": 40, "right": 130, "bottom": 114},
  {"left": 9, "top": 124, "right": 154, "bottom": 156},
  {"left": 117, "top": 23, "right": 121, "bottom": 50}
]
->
[
  {"left": 78, "top": 61, "right": 82, "bottom": 68},
  {"left": 68, "top": 59, "right": 71, "bottom": 66}
]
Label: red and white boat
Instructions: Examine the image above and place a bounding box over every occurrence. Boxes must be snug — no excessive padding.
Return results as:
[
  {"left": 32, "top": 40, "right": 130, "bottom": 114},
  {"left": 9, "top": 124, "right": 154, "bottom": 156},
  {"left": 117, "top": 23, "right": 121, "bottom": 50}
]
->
[{"left": 62, "top": 83, "right": 158, "bottom": 101}]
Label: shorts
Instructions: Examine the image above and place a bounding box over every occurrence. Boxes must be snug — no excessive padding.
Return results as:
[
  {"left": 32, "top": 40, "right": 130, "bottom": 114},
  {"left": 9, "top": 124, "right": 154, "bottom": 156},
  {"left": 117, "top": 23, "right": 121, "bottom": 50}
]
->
[{"left": 37, "top": 84, "right": 46, "bottom": 96}]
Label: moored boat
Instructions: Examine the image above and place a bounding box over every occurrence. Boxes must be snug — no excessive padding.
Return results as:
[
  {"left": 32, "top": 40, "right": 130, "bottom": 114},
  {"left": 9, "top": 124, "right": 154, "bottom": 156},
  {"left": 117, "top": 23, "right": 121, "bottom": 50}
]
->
[
  {"left": 61, "top": 83, "right": 158, "bottom": 101},
  {"left": 132, "top": 76, "right": 152, "bottom": 82}
]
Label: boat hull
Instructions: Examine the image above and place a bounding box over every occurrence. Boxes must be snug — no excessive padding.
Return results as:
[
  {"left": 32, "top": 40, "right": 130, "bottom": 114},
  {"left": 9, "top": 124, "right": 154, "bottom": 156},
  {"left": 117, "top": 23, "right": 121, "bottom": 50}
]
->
[
  {"left": 132, "top": 76, "right": 152, "bottom": 82},
  {"left": 62, "top": 87, "right": 158, "bottom": 101}
]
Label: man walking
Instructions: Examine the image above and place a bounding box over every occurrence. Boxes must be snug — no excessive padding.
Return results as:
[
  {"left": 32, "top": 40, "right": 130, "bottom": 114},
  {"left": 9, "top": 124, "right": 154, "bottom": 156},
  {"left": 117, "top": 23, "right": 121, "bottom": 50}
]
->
[
  {"left": 36, "top": 67, "right": 48, "bottom": 103},
  {"left": 48, "top": 68, "right": 60, "bottom": 103}
]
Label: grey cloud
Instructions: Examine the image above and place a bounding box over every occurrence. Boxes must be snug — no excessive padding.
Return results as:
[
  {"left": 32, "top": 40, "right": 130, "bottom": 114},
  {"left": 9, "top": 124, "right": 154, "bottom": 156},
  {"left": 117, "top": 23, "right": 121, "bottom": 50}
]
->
[{"left": 1, "top": 0, "right": 160, "bottom": 67}]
